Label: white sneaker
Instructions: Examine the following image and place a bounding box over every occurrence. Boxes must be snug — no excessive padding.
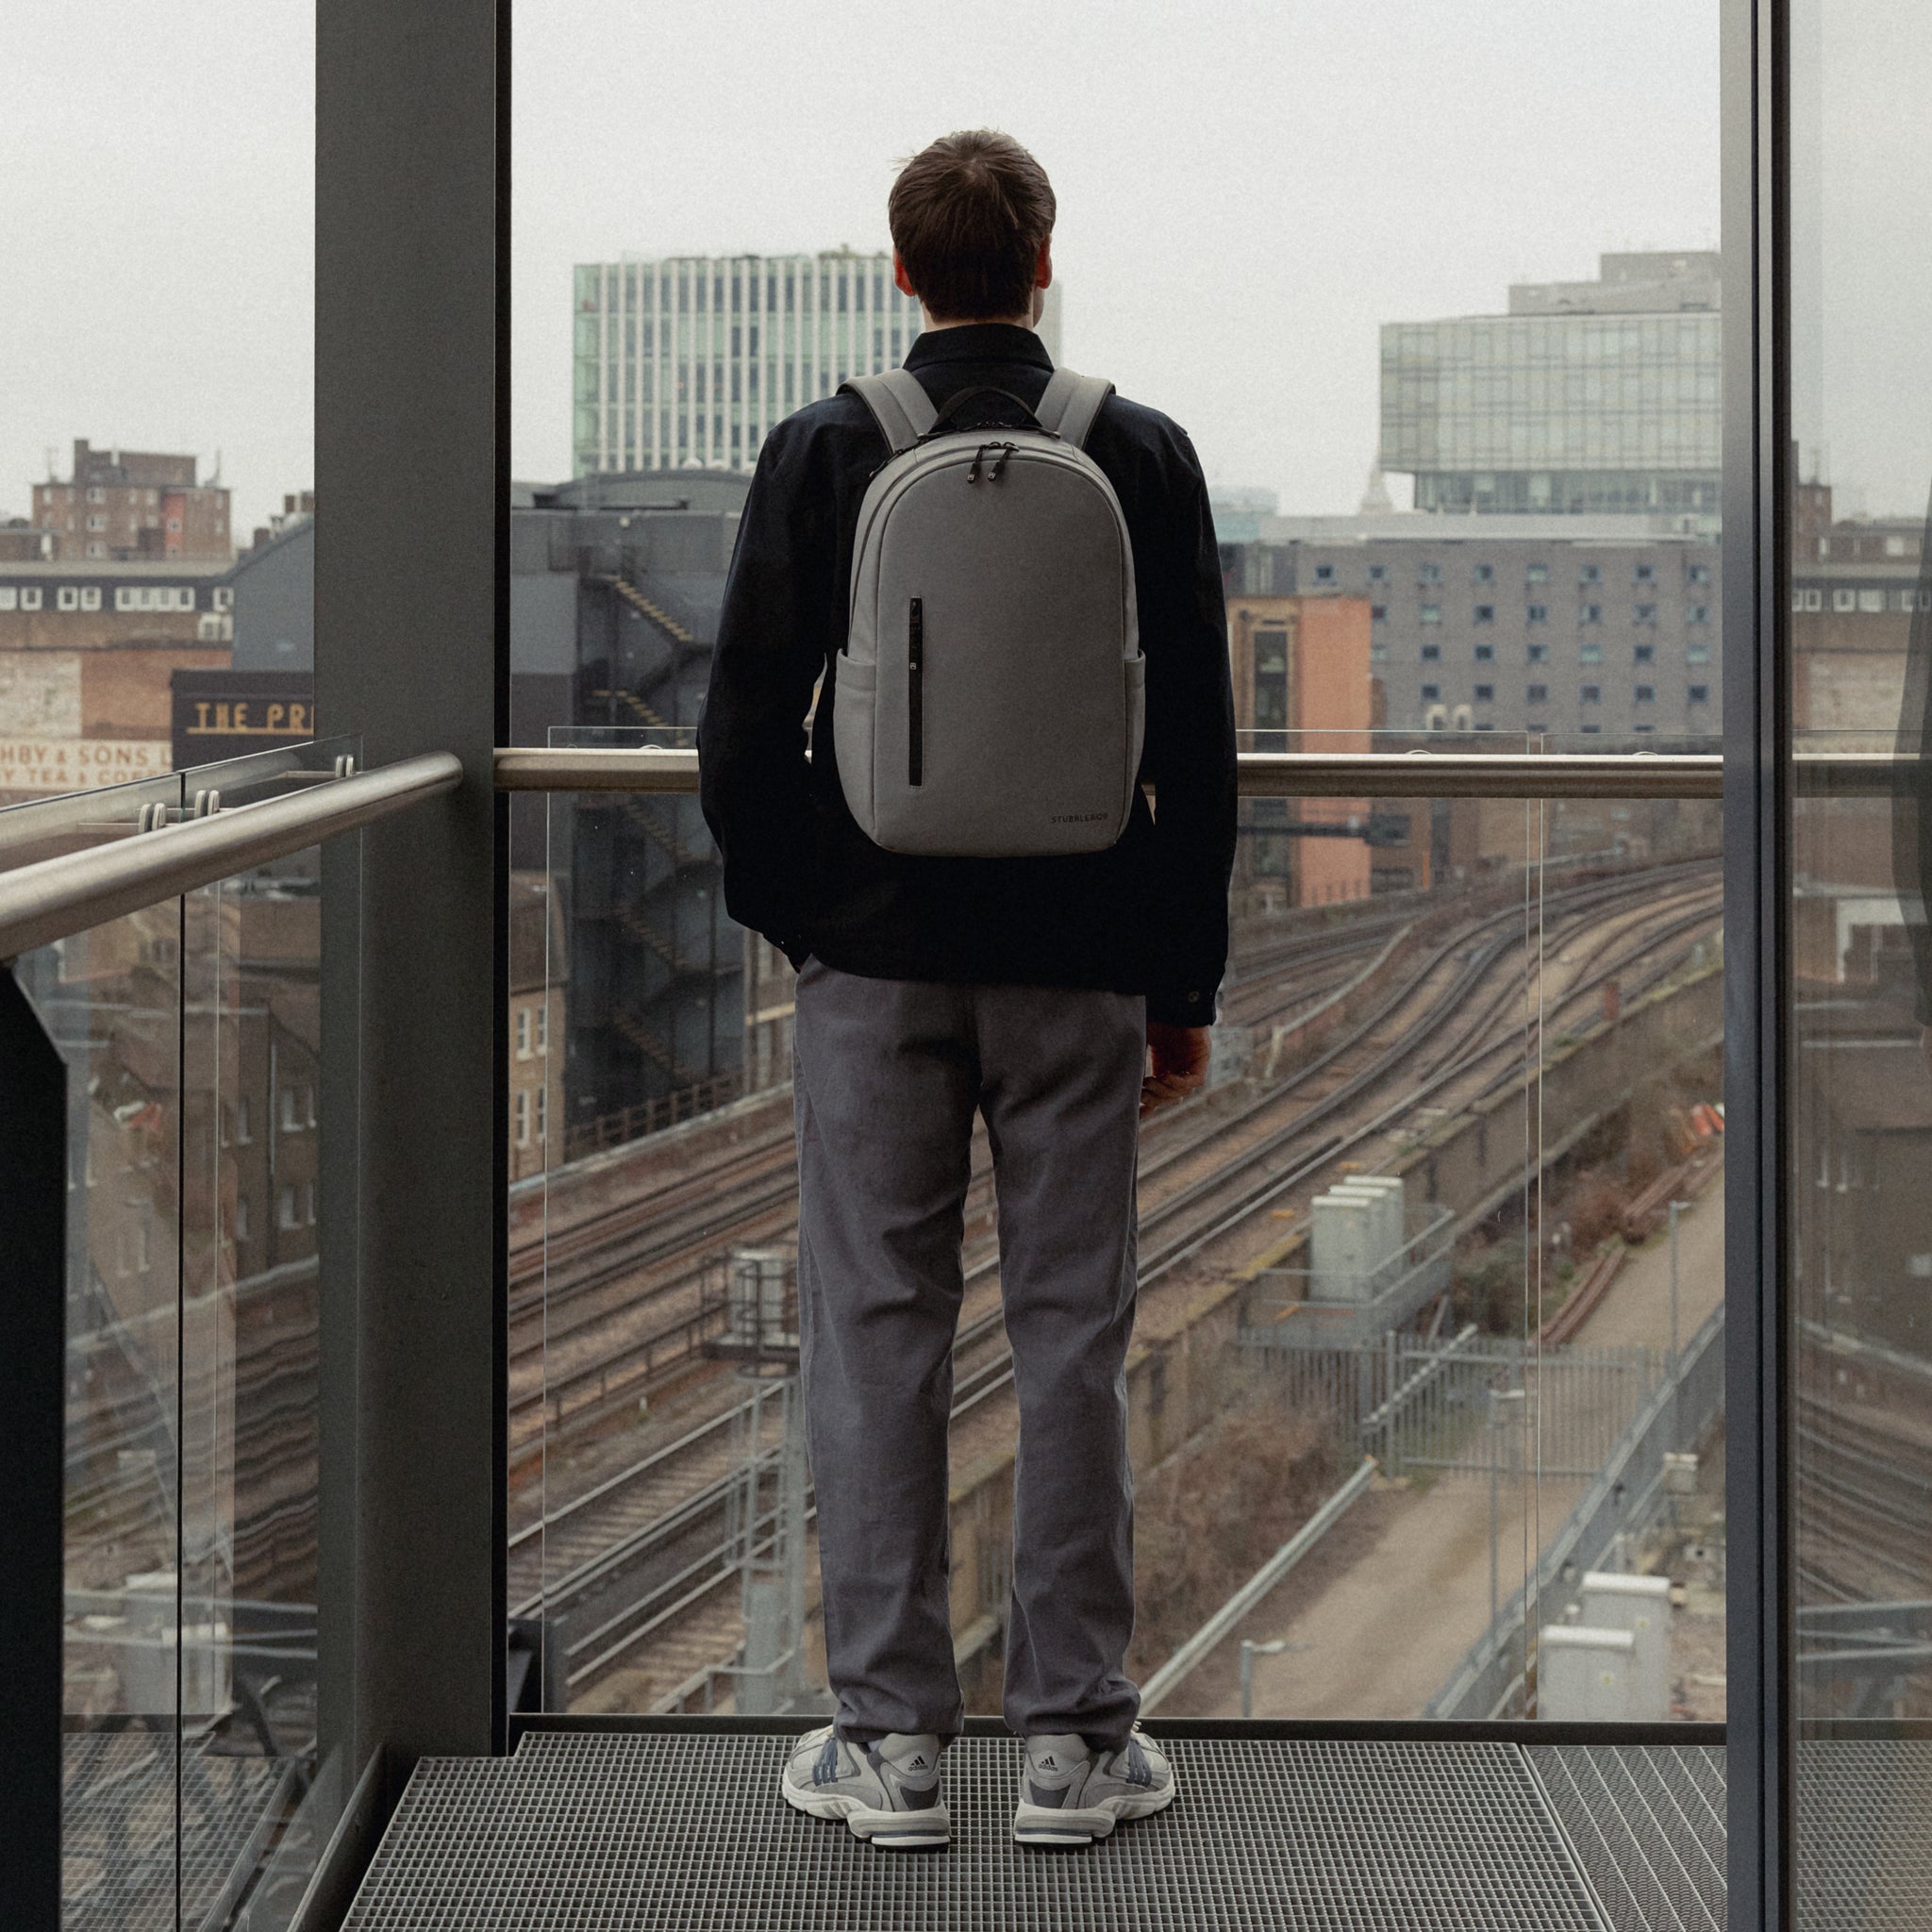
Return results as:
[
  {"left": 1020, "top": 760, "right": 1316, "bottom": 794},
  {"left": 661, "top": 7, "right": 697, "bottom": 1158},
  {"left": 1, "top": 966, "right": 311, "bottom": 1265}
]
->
[
  {"left": 780, "top": 1725, "right": 950, "bottom": 1849},
  {"left": 1012, "top": 1725, "right": 1175, "bottom": 1845}
]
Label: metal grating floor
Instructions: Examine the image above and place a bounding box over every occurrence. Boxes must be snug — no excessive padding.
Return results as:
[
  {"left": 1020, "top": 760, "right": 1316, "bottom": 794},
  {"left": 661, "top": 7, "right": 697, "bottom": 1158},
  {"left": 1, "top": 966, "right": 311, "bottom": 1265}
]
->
[
  {"left": 61, "top": 1729, "right": 291, "bottom": 1932},
  {"left": 1527, "top": 1745, "right": 1727, "bottom": 1932},
  {"left": 345, "top": 1732, "right": 1609, "bottom": 1931},
  {"left": 341, "top": 1730, "right": 1932, "bottom": 1932},
  {"left": 1792, "top": 1740, "right": 1932, "bottom": 1932}
]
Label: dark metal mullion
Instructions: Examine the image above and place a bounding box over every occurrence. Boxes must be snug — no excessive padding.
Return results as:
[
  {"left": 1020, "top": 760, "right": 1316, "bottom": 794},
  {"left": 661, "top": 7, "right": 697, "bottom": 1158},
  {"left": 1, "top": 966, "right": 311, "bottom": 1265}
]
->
[
  {"left": 1723, "top": 0, "right": 1793, "bottom": 1925},
  {"left": 175, "top": 885, "right": 188, "bottom": 1932},
  {"left": 0, "top": 971, "right": 68, "bottom": 1929}
]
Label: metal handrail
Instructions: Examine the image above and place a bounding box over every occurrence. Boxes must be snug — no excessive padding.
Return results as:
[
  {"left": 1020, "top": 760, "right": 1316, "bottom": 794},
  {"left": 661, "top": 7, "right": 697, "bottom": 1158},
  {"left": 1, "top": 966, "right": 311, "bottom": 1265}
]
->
[
  {"left": 495, "top": 745, "right": 1728, "bottom": 798},
  {"left": 495, "top": 744, "right": 1932, "bottom": 800},
  {"left": 0, "top": 751, "right": 463, "bottom": 958}
]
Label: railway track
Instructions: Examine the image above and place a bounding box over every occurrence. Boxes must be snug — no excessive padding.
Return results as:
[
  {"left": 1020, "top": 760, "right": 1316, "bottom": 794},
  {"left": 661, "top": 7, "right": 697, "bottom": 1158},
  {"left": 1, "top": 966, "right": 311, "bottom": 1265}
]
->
[
  {"left": 504, "top": 887, "right": 1519, "bottom": 1460},
  {"left": 523, "top": 861, "right": 1722, "bottom": 1699}
]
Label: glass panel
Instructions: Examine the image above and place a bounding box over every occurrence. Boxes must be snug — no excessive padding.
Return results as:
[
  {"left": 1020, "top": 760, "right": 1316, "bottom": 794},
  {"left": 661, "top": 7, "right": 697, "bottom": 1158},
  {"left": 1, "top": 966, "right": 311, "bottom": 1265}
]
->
[
  {"left": 514, "top": 2, "right": 1721, "bottom": 1732},
  {"left": 508, "top": 729, "right": 1722, "bottom": 1725},
  {"left": 1789, "top": 0, "right": 1932, "bottom": 1914},
  {"left": 0, "top": 736, "right": 353, "bottom": 1930},
  {"left": 177, "top": 737, "right": 357, "bottom": 1931},
  {"left": 1, "top": 770, "right": 186, "bottom": 1928}
]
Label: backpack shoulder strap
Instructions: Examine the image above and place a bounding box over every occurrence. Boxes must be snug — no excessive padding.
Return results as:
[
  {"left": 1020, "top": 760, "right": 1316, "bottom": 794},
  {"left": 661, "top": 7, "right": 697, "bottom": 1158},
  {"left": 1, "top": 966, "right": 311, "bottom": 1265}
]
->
[
  {"left": 1033, "top": 368, "right": 1115, "bottom": 450},
  {"left": 840, "top": 370, "right": 938, "bottom": 455}
]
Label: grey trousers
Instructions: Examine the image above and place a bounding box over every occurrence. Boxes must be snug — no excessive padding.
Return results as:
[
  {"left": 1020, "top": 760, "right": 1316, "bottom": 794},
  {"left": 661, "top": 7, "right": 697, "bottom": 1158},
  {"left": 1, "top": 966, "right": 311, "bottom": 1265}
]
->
[{"left": 792, "top": 958, "right": 1146, "bottom": 1748}]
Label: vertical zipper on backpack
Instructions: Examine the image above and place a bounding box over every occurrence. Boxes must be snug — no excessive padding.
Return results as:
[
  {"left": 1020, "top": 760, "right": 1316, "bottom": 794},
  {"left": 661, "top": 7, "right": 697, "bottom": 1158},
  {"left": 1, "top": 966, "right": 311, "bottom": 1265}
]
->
[{"left": 908, "top": 597, "right": 924, "bottom": 787}]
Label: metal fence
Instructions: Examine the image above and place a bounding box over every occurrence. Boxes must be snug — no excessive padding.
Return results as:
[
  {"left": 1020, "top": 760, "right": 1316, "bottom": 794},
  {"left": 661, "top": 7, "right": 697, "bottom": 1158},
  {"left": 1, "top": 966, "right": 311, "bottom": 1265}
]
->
[
  {"left": 1424, "top": 1299, "right": 1726, "bottom": 1720},
  {"left": 1248, "top": 1324, "right": 1662, "bottom": 1484}
]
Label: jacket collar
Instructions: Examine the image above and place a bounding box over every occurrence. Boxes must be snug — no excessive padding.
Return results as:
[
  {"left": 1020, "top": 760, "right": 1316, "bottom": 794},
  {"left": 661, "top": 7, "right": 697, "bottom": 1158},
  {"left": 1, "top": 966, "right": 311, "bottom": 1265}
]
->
[{"left": 904, "top": 323, "right": 1054, "bottom": 371}]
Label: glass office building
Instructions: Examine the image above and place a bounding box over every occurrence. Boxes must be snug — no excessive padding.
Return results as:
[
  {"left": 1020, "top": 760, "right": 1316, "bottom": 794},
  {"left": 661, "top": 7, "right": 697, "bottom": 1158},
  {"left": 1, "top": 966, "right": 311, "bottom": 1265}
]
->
[
  {"left": 5, "top": 5, "right": 1932, "bottom": 1929},
  {"left": 573, "top": 252, "right": 924, "bottom": 475},
  {"left": 1382, "top": 254, "right": 1723, "bottom": 516}
]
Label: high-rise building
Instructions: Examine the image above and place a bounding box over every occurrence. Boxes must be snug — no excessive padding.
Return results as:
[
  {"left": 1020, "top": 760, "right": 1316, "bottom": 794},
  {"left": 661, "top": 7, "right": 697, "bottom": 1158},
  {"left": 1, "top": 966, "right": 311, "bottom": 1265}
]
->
[
  {"left": 1380, "top": 252, "right": 1721, "bottom": 516},
  {"left": 31, "top": 440, "right": 233, "bottom": 561},
  {"left": 572, "top": 250, "right": 1064, "bottom": 476}
]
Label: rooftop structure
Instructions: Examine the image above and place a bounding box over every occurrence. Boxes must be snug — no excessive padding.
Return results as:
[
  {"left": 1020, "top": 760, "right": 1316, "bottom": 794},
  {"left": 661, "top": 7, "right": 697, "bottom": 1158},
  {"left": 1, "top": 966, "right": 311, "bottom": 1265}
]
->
[{"left": 31, "top": 439, "right": 233, "bottom": 562}]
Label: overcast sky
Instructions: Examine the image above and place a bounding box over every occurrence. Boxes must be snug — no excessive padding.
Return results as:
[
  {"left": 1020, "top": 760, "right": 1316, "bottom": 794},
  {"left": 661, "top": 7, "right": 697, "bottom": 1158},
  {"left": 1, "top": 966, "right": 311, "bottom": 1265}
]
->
[{"left": 8, "top": 3, "right": 1918, "bottom": 542}]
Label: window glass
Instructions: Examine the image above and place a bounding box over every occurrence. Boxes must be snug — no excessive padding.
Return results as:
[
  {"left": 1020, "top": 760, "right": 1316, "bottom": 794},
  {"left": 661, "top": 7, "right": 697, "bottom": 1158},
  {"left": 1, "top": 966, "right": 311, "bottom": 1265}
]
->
[{"left": 511, "top": 0, "right": 1723, "bottom": 1734}]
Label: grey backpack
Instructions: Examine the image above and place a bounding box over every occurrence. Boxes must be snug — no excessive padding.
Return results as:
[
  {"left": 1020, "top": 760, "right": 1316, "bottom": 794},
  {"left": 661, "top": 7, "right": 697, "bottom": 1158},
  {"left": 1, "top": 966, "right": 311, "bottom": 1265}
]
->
[{"left": 833, "top": 367, "right": 1144, "bottom": 858}]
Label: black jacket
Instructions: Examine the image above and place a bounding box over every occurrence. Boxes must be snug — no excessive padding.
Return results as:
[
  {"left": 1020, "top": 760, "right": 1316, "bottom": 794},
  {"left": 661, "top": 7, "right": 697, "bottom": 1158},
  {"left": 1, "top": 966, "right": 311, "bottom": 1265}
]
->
[{"left": 698, "top": 323, "right": 1237, "bottom": 1026}]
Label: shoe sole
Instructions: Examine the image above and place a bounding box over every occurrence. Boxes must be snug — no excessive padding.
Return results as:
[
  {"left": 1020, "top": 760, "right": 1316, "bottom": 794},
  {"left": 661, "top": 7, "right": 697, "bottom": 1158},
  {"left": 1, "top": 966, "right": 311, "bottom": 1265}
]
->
[
  {"left": 783, "top": 1782, "right": 950, "bottom": 1849},
  {"left": 1012, "top": 1786, "right": 1174, "bottom": 1846}
]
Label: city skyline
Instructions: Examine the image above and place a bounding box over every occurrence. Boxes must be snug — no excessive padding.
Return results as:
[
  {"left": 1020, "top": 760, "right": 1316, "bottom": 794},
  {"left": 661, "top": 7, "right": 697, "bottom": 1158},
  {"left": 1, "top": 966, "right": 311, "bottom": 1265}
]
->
[{"left": 6, "top": 2, "right": 1740, "bottom": 544}]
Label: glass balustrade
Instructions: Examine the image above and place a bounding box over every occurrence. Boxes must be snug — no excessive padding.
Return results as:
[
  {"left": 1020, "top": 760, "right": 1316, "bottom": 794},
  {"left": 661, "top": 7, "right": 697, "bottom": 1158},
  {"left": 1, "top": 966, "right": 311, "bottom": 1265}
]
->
[
  {"left": 503, "top": 726, "right": 1724, "bottom": 1729},
  {"left": 1, "top": 738, "right": 358, "bottom": 1932}
]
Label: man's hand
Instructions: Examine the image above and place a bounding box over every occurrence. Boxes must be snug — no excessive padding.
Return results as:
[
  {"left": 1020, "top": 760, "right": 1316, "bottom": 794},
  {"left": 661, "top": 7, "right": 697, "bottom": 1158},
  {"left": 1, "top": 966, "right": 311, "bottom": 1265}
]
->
[{"left": 1141, "top": 1023, "right": 1210, "bottom": 1120}]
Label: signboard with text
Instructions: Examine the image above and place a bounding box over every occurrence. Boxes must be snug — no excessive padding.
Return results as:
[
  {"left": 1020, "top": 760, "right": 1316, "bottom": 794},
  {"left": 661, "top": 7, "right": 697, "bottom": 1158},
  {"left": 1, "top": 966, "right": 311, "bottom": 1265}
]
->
[
  {"left": 171, "top": 670, "right": 315, "bottom": 771},
  {"left": 0, "top": 738, "right": 173, "bottom": 792}
]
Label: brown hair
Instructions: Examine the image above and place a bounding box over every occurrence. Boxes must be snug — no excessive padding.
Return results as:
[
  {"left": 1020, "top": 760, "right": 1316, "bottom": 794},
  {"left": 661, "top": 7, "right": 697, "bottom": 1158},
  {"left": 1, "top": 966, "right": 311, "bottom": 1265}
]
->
[{"left": 889, "top": 130, "right": 1056, "bottom": 324}]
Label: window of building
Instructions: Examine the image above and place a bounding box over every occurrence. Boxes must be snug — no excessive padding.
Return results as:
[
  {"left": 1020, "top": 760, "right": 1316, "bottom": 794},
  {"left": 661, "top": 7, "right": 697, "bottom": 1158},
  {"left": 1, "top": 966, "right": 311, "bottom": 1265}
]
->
[
  {"left": 1580, "top": 723, "right": 1602, "bottom": 735},
  {"left": 1688, "top": 643, "right": 1711, "bottom": 664},
  {"left": 514, "top": 1090, "right": 531, "bottom": 1147},
  {"left": 1367, "top": 564, "right": 1386, "bottom": 582},
  {"left": 1690, "top": 604, "right": 1709, "bottom": 624},
  {"left": 85, "top": 543, "right": 105, "bottom": 558},
  {"left": 1526, "top": 563, "right": 1549, "bottom": 583},
  {"left": 1420, "top": 682, "right": 1441, "bottom": 702},
  {"left": 1526, "top": 604, "right": 1548, "bottom": 624},
  {"left": 1793, "top": 587, "right": 1823, "bottom": 611},
  {"left": 1474, "top": 605, "right": 1494, "bottom": 624},
  {"left": 1689, "top": 684, "right": 1710, "bottom": 703},
  {"left": 1526, "top": 682, "right": 1549, "bottom": 704},
  {"left": 86, "top": 514, "right": 107, "bottom": 532},
  {"left": 1474, "top": 563, "right": 1493, "bottom": 582},
  {"left": 1580, "top": 641, "right": 1603, "bottom": 663},
  {"left": 1474, "top": 643, "right": 1494, "bottom": 662},
  {"left": 279, "top": 1186, "right": 301, "bottom": 1231},
  {"left": 281, "top": 1088, "right": 303, "bottom": 1134},
  {"left": 536, "top": 1088, "right": 548, "bottom": 1146},
  {"left": 537, "top": 1006, "right": 549, "bottom": 1056},
  {"left": 1635, "top": 603, "right": 1657, "bottom": 623},
  {"left": 1580, "top": 564, "right": 1601, "bottom": 584},
  {"left": 516, "top": 1008, "right": 532, "bottom": 1058},
  {"left": 1688, "top": 563, "right": 1711, "bottom": 583},
  {"left": 1419, "top": 604, "right": 1441, "bottom": 624},
  {"left": 1371, "top": 605, "right": 1386, "bottom": 623},
  {"left": 1419, "top": 562, "right": 1441, "bottom": 582},
  {"left": 1635, "top": 563, "right": 1655, "bottom": 582},
  {"left": 56, "top": 586, "right": 77, "bottom": 611},
  {"left": 1832, "top": 588, "right": 1857, "bottom": 612},
  {"left": 1635, "top": 684, "right": 1656, "bottom": 703},
  {"left": 235, "top": 1195, "right": 250, "bottom": 1242},
  {"left": 1580, "top": 685, "right": 1602, "bottom": 704},
  {"left": 79, "top": 587, "right": 100, "bottom": 611},
  {"left": 1474, "top": 683, "right": 1494, "bottom": 702},
  {"left": 20, "top": 588, "right": 40, "bottom": 610},
  {"left": 1527, "top": 643, "right": 1548, "bottom": 663},
  {"left": 1421, "top": 643, "right": 1441, "bottom": 661},
  {"left": 1581, "top": 604, "right": 1603, "bottom": 624},
  {"left": 1313, "top": 563, "right": 1335, "bottom": 583},
  {"left": 1858, "top": 588, "right": 1886, "bottom": 612},
  {"left": 86, "top": 486, "right": 105, "bottom": 504},
  {"left": 1634, "top": 644, "right": 1656, "bottom": 664}
]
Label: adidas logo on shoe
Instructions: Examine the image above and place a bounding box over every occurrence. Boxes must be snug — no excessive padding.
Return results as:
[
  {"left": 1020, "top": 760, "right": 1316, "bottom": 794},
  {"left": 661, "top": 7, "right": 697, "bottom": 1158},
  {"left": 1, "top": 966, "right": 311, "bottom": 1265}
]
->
[
  {"left": 908, "top": 1756, "right": 928, "bottom": 1770},
  {"left": 1039, "top": 1756, "right": 1057, "bottom": 1770}
]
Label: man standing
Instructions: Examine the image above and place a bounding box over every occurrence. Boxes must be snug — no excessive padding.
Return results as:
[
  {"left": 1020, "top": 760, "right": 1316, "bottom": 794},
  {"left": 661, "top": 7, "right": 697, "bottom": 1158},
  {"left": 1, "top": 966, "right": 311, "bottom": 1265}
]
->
[{"left": 700, "top": 129, "right": 1237, "bottom": 1849}]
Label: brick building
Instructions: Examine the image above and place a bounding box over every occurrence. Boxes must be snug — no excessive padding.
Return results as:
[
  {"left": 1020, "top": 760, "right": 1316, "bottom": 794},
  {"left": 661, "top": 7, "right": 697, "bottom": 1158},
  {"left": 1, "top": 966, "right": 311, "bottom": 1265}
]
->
[
  {"left": 0, "top": 558, "right": 235, "bottom": 795},
  {"left": 32, "top": 440, "right": 233, "bottom": 562}
]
